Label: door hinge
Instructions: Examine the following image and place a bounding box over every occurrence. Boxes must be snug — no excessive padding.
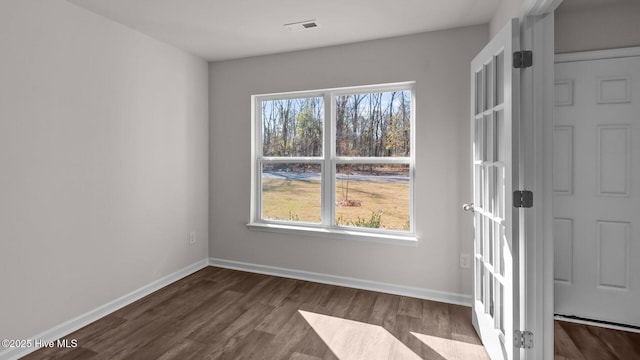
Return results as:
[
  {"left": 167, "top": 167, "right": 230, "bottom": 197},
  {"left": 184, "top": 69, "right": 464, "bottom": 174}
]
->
[
  {"left": 513, "top": 50, "right": 533, "bottom": 69},
  {"left": 513, "top": 190, "right": 533, "bottom": 208},
  {"left": 514, "top": 330, "right": 534, "bottom": 349}
]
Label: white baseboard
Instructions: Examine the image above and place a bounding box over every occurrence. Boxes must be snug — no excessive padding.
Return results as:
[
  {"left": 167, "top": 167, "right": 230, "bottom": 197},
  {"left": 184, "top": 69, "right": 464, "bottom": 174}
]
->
[
  {"left": 0, "top": 259, "right": 209, "bottom": 360},
  {"left": 209, "top": 257, "right": 472, "bottom": 307}
]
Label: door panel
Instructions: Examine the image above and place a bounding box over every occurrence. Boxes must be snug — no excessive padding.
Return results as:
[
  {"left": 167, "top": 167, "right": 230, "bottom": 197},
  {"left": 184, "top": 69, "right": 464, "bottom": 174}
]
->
[
  {"left": 554, "top": 55, "right": 640, "bottom": 327},
  {"left": 471, "top": 18, "right": 520, "bottom": 360}
]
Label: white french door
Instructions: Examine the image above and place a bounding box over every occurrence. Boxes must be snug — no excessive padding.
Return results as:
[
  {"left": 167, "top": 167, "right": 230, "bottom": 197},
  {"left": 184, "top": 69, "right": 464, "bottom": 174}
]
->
[{"left": 469, "top": 18, "right": 521, "bottom": 360}]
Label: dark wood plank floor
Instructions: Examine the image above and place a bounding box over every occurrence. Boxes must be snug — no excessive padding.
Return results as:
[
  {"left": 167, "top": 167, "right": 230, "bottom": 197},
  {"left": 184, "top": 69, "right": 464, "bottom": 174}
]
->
[
  {"left": 554, "top": 320, "right": 640, "bottom": 360},
  {"left": 22, "top": 266, "right": 640, "bottom": 359}
]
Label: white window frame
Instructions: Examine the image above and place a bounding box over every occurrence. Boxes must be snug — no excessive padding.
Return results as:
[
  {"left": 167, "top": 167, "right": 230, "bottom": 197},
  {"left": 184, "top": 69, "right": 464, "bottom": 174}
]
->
[{"left": 248, "top": 82, "right": 417, "bottom": 246}]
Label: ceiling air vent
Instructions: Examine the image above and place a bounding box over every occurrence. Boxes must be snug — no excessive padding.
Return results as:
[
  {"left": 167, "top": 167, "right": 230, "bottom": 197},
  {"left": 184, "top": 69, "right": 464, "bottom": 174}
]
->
[{"left": 284, "top": 20, "right": 319, "bottom": 32}]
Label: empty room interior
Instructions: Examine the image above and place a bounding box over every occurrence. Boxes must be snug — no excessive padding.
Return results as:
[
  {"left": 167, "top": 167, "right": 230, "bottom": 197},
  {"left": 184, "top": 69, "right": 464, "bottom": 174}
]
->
[{"left": 1, "top": 0, "right": 639, "bottom": 359}]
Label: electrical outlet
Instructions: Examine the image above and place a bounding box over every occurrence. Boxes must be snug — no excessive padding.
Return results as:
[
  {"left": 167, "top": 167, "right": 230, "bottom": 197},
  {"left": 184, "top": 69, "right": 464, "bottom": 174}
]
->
[
  {"left": 189, "top": 231, "right": 196, "bottom": 245},
  {"left": 459, "top": 253, "right": 471, "bottom": 269}
]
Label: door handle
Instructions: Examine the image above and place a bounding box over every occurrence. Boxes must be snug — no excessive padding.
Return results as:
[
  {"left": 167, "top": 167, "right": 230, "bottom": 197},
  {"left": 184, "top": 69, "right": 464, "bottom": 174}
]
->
[{"left": 463, "top": 203, "right": 475, "bottom": 212}]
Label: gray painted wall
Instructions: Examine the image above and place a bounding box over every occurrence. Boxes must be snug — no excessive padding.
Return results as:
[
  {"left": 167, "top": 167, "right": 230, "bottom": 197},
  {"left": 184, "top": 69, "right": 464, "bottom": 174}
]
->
[
  {"left": 0, "top": 0, "right": 209, "bottom": 341},
  {"left": 490, "top": 0, "right": 523, "bottom": 37},
  {"left": 555, "top": 1, "right": 640, "bottom": 53},
  {"left": 209, "top": 25, "right": 488, "bottom": 298}
]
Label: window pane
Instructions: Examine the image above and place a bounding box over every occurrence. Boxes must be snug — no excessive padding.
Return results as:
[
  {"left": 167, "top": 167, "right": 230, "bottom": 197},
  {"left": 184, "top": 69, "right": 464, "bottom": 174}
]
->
[
  {"left": 261, "top": 163, "right": 321, "bottom": 223},
  {"left": 335, "top": 91, "right": 411, "bottom": 157},
  {"left": 262, "top": 97, "right": 323, "bottom": 157},
  {"left": 335, "top": 164, "right": 410, "bottom": 231}
]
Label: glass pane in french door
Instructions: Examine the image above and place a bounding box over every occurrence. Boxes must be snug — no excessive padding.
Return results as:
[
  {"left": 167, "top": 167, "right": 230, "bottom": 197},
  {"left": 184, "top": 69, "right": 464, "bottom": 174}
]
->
[
  {"left": 470, "top": 17, "right": 518, "bottom": 360},
  {"left": 473, "top": 47, "right": 508, "bottom": 340}
]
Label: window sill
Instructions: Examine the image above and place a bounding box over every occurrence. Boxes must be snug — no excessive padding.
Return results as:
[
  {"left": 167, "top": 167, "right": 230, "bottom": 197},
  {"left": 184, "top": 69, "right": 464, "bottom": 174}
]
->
[{"left": 247, "top": 222, "right": 418, "bottom": 247}]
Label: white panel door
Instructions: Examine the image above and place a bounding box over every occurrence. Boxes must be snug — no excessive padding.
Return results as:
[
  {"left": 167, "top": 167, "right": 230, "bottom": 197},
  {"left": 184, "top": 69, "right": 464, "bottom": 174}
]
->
[
  {"left": 470, "top": 18, "right": 520, "bottom": 360},
  {"left": 554, "top": 55, "right": 640, "bottom": 326}
]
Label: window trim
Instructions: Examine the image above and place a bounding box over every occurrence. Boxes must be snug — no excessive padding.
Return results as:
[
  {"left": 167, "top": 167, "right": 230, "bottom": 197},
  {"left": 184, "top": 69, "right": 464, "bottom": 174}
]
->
[{"left": 249, "top": 82, "right": 417, "bottom": 244}]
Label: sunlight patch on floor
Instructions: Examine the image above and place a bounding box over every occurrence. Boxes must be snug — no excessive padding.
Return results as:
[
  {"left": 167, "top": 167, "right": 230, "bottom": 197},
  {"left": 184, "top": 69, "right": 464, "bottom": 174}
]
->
[
  {"left": 298, "top": 310, "right": 421, "bottom": 360},
  {"left": 411, "top": 332, "right": 490, "bottom": 360}
]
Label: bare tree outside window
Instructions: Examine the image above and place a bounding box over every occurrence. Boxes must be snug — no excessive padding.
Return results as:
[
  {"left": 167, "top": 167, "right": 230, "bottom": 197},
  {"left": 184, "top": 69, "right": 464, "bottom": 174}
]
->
[{"left": 255, "top": 85, "right": 413, "bottom": 232}]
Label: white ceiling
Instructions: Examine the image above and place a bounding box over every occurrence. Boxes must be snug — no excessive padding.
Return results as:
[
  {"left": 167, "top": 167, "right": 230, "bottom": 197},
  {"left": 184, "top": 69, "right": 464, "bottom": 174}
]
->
[{"left": 67, "top": 0, "right": 500, "bottom": 61}]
